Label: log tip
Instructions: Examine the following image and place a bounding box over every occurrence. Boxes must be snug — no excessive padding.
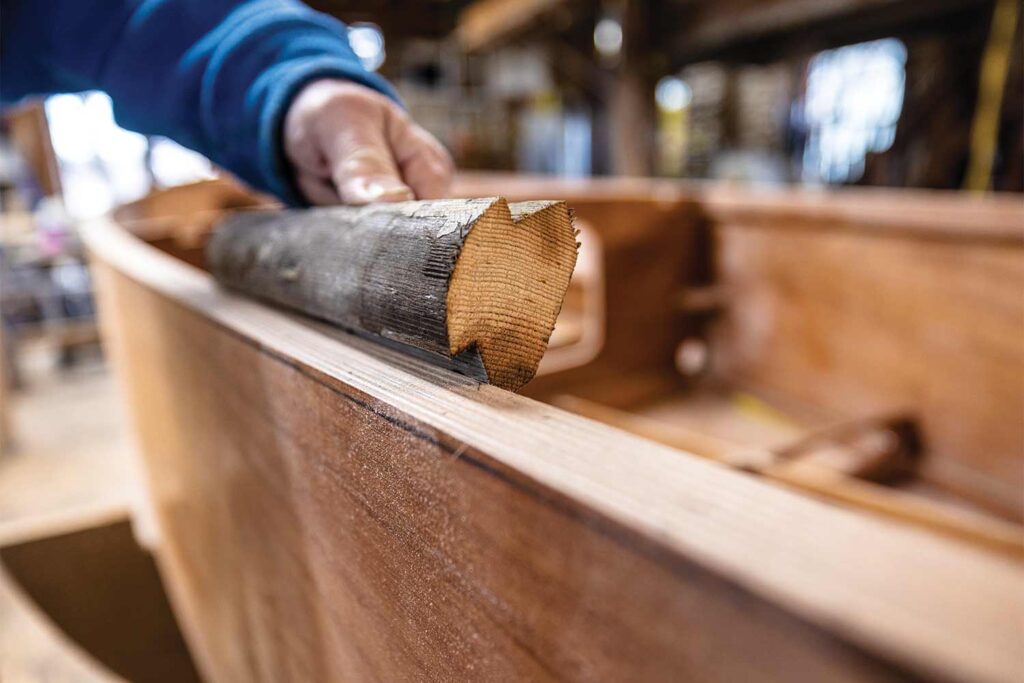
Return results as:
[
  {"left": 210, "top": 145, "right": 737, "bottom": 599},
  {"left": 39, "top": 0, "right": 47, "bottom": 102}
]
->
[{"left": 447, "top": 199, "right": 578, "bottom": 391}]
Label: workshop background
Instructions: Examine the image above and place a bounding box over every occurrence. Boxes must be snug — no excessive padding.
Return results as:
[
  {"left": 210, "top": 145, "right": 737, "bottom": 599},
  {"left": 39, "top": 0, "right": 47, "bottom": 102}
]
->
[{"left": 0, "top": 0, "right": 1021, "bottom": 680}]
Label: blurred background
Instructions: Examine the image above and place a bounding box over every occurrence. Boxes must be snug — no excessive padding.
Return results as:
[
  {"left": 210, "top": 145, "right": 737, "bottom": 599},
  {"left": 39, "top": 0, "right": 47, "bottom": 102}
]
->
[{"left": 0, "top": 0, "right": 1020, "bottom": 680}]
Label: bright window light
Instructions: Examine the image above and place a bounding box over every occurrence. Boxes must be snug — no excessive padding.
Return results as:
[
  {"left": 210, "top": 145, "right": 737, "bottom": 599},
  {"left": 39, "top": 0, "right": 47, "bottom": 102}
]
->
[
  {"left": 655, "top": 76, "right": 692, "bottom": 112},
  {"left": 150, "top": 138, "right": 215, "bottom": 187},
  {"left": 45, "top": 94, "right": 94, "bottom": 165},
  {"left": 594, "top": 18, "right": 623, "bottom": 59},
  {"left": 349, "top": 23, "right": 385, "bottom": 71},
  {"left": 45, "top": 90, "right": 216, "bottom": 218},
  {"left": 802, "top": 38, "right": 907, "bottom": 184}
]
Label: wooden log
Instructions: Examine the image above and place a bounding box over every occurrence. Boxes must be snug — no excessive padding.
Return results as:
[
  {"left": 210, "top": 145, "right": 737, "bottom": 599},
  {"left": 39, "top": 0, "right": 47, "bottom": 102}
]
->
[{"left": 206, "top": 198, "right": 578, "bottom": 392}]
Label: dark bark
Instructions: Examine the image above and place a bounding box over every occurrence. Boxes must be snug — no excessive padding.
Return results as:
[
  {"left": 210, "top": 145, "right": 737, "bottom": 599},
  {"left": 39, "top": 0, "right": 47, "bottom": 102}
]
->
[{"left": 205, "top": 197, "right": 576, "bottom": 388}]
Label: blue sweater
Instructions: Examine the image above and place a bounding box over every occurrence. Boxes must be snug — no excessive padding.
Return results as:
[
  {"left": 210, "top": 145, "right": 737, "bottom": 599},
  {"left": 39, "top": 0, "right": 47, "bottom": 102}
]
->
[{"left": 0, "top": 0, "right": 398, "bottom": 204}]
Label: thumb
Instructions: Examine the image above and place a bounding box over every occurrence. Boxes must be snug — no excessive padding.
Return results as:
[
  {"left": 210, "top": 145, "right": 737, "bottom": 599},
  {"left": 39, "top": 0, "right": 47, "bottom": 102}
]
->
[{"left": 323, "top": 108, "right": 414, "bottom": 205}]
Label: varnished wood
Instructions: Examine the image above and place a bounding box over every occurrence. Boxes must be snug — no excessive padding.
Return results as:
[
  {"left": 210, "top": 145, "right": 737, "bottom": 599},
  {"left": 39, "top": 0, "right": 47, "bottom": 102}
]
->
[{"left": 87, "top": 214, "right": 1024, "bottom": 683}]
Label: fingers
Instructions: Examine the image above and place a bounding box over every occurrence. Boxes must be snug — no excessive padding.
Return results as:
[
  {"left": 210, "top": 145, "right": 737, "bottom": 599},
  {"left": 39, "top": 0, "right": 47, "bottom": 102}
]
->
[
  {"left": 296, "top": 172, "right": 341, "bottom": 206},
  {"left": 330, "top": 145, "right": 414, "bottom": 205},
  {"left": 283, "top": 84, "right": 332, "bottom": 179},
  {"left": 284, "top": 80, "right": 453, "bottom": 205},
  {"left": 318, "top": 93, "right": 413, "bottom": 205},
  {"left": 388, "top": 112, "right": 455, "bottom": 200}
]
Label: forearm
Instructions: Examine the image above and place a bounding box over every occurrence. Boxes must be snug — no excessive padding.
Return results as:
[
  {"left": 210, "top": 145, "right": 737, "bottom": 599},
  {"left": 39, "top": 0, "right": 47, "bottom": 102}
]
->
[{"left": 1, "top": 0, "right": 397, "bottom": 203}]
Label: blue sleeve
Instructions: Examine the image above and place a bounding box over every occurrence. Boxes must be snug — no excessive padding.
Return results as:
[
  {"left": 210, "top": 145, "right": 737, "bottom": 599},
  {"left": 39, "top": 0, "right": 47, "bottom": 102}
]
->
[{"left": 0, "top": 0, "right": 399, "bottom": 204}]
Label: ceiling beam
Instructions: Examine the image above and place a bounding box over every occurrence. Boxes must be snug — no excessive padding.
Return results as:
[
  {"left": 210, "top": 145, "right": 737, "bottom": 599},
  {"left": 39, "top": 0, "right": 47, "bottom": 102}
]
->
[
  {"left": 670, "top": 0, "right": 993, "bottom": 65},
  {"left": 454, "top": 0, "right": 567, "bottom": 52}
]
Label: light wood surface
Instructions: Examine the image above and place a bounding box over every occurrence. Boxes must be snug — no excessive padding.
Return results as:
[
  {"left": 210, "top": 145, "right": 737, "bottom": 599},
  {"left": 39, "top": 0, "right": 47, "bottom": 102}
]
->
[
  {"left": 87, "top": 214, "right": 1024, "bottom": 683},
  {"left": 503, "top": 196, "right": 702, "bottom": 405},
  {"left": 459, "top": 174, "right": 1024, "bottom": 519},
  {"left": 554, "top": 395, "right": 1024, "bottom": 558},
  {"left": 709, "top": 206, "right": 1024, "bottom": 519}
]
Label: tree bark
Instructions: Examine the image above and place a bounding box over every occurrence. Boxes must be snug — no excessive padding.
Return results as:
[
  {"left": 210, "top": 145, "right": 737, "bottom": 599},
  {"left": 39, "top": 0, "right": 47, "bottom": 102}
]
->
[{"left": 206, "top": 197, "right": 577, "bottom": 391}]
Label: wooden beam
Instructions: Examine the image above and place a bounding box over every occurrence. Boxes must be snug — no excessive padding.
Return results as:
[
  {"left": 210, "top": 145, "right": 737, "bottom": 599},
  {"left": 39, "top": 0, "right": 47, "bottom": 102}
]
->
[
  {"left": 206, "top": 199, "right": 577, "bottom": 392},
  {"left": 86, "top": 214, "right": 1024, "bottom": 683},
  {"left": 454, "top": 0, "right": 566, "bottom": 52},
  {"left": 670, "top": 0, "right": 991, "bottom": 65}
]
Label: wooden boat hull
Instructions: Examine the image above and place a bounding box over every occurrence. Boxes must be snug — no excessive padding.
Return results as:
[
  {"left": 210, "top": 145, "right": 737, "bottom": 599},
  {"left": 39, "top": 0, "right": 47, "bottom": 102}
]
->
[{"left": 85, "top": 178, "right": 1024, "bottom": 683}]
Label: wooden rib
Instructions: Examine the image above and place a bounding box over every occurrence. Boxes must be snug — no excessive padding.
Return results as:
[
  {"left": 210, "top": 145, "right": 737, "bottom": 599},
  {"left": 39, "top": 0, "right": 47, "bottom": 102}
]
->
[
  {"left": 447, "top": 200, "right": 578, "bottom": 391},
  {"left": 554, "top": 395, "right": 1024, "bottom": 560},
  {"left": 454, "top": 0, "right": 565, "bottom": 52}
]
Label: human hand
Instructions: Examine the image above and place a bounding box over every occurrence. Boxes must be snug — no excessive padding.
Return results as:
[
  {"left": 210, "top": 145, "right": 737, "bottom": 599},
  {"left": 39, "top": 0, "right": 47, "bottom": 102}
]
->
[{"left": 283, "top": 80, "right": 454, "bottom": 205}]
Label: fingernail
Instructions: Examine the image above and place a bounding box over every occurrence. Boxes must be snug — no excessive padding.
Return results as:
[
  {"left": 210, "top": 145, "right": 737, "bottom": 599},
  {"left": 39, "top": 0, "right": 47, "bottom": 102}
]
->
[
  {"left": 365, "top": 180, "right": 414, "bottom": 201},
  {"left": 340, "top": 177, "right": 416, "bottom": 204}
]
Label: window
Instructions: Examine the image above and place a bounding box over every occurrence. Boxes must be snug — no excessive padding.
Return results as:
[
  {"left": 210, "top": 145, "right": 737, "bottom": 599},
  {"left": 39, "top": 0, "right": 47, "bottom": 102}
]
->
[
  {"left": 801, "top": 38, "right": 907, "bottom": 184},
  {"left": 45, "top": 92, "right": 214, "bottom": 218}
]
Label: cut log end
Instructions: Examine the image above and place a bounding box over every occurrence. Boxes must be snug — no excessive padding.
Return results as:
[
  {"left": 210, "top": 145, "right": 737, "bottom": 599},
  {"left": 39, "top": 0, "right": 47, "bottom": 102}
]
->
[{"left": 447, "top": 200, "right": 579, "bottom": 391}]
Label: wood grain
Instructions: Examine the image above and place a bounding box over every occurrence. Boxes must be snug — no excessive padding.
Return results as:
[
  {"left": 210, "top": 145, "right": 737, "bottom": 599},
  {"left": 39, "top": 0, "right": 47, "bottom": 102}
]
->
[
  {"left": 207, "top": 198, "right": 577, "bottom": 391},
  {"left": 554, "top": 395, "right": 1024, "bottom": 559},
  {"left": 458, "top": 174, "right": 1024, "bottom": 519},
  {"left": 710, "top": 218, "right": 1024, "bottom": 520},
  {"left": 87, "top": 216, "right": 1024, "bottom": 683},
  {"left": 517, "top": 197, "right": 701, "bottom": 405}
]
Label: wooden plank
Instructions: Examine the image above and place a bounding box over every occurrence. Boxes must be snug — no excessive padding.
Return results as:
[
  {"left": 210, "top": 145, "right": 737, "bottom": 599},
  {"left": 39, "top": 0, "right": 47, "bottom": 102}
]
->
[
  {"left": 460, "top": 175, "right": 1024, "bottom": 518},
  {"left": 86, "top": 216, "right": 1024, "bottom": 683},
  {"left": 0, "top": 505, "right": 200, "bottom": 683},
  {"left": 699, "top": 184, "right": 1024, "bottom": 244},
  {"left": 554, "top": 395, "right": 1024, "bottom": 559},
  {"left": 670, "top": 0, "right": 989, "bottom": 64},
  {"left": 206, "top": 199, "right": 577, "bottom": 391}
]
